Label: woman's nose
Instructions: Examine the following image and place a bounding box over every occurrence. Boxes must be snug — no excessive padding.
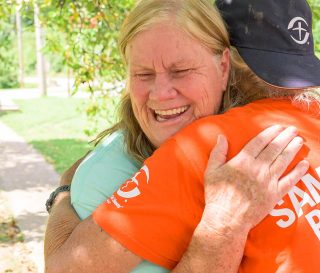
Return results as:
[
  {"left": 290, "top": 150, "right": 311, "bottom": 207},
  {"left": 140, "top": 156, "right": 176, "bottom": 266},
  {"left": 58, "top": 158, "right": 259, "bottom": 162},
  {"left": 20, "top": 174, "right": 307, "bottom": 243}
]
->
[{"left": 149, "top": 73, "right": 177, "bottom": 101}]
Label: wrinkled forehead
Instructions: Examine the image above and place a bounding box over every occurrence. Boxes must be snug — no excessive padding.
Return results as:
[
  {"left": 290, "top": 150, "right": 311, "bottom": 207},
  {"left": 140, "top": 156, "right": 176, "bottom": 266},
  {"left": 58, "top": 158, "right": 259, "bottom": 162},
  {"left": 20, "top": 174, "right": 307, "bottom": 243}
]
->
[{"left": 127, "top": 22, "right": 213, "bottom": 69}]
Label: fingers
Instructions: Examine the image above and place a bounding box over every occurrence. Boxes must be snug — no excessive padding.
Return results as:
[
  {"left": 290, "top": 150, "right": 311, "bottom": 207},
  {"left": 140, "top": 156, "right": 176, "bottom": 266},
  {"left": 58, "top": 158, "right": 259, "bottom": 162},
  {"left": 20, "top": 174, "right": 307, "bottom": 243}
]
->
[
  {"left": 270, "top": 135, "right": 304, "bottom": 178},
  {"left": 239, "top": 125, "right": 285, "bottom": 159},
  {"left": 258, "top": 126, "right": 298, "bottom": 164},
  {"left": 207, "top": 135, "right": 228, "bottom": 170},
  {"left": 278, "top": 160, "right": 309, "bottom": 197}
]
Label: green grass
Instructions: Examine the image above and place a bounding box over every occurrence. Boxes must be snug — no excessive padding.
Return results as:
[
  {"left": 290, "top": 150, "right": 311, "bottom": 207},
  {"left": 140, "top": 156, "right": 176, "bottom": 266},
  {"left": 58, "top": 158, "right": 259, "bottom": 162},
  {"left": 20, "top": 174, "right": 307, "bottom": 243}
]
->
[
  {"left": 0, "top": 97, "right": 110, "bottom": 174},
  {"left": 31, "top": 138, "right": 91, "bottom": 174}
]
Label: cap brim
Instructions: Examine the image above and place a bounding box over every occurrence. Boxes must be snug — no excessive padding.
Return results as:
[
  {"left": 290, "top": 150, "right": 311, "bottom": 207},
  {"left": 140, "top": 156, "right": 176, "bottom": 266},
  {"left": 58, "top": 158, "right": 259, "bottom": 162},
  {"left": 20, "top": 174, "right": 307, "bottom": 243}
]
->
[{"left": 236, "top": 47, "right": 320, "bottom": 88}]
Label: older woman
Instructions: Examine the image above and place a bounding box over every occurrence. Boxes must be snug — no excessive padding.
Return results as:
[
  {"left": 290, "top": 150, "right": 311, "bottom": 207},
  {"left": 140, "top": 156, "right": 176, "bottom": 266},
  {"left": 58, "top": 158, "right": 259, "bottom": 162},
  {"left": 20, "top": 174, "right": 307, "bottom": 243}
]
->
[
  {"left": 44, "top": 0, "right": 318, "bottom": 272},
  {"left": 91, "top": 0, "right": 320, "bottom": 272}
]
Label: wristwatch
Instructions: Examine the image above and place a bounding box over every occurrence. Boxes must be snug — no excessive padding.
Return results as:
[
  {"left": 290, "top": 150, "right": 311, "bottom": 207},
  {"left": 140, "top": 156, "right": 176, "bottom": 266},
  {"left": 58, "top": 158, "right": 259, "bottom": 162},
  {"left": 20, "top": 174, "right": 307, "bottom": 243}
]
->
[{"left": 46, "top": 185, "right": 71, "bottom": 213}]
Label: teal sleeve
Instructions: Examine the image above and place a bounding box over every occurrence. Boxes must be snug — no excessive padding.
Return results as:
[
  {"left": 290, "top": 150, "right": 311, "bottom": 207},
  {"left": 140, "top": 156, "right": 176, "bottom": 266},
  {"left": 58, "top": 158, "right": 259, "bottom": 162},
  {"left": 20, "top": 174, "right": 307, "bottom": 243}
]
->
[
  {"left": 71, "top": 132, "right": 140, "bottom": 219},
  {"left": 71, "top": 132, "right": 169, "bottom": 273}
]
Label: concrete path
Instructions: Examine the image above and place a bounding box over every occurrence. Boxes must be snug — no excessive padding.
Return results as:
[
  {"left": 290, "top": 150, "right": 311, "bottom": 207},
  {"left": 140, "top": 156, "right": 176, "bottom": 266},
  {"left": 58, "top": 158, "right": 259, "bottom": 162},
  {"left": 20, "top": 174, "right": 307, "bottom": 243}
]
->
[
  {"left": 0, "top": 119, "right": 60, "bottom": 272},
  {"left": 0, "top": 82, "right": 62, "bottom": 272},
  {"left": 0, "top": 80, "right": 90, "bottom": 271}
]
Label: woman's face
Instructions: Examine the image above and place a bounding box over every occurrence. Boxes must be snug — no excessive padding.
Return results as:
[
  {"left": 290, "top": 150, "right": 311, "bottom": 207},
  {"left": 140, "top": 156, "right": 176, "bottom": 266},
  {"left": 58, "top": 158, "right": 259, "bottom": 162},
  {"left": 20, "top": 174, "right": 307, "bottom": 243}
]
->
[{"left": 128, "top": 23, "right": 230, "bottom": 147}]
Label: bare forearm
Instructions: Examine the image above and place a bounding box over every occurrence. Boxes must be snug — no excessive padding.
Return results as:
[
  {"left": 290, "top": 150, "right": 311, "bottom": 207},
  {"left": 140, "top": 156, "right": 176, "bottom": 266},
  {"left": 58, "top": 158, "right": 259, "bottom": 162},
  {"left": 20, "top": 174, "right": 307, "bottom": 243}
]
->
[
  {"left": 172, "top": 207, "right": 249, "bottom": 273},
  {"left": 173, "top": 126, "right": 307, "bottom": 273},
  {"left": 44, "top": 194, "right": 141, "bottom": 273},
  {"left": 173, "top": 227, "right": 247, "bottom": 273},
  {"left": 44, "top": 193, "right": 80, "bottom": 259}
]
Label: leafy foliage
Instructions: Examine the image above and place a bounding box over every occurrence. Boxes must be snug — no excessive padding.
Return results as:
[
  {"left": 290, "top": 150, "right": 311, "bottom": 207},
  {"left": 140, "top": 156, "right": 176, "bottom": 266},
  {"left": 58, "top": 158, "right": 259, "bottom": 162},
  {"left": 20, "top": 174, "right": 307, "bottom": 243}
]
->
[
  {"left": 0, "top": 0, "right": 319, "bottom": 132},
  {"left": 0, "top": 1, "right": 19, "bottom": 88},
  {"left": 43, "top": 0, "right": 134, "bottom": 86},
  {"left": 309, "top": 0, "right": 320, "bottom": 56},
  {"left": 40, "top": 0, "right": 135, "bottom": 134},
  {"left": 41, "top": 0, "right": 320, "bottom": 135},
  {"left": 0, "top": 0, "right": 16, "bottom": 18}
]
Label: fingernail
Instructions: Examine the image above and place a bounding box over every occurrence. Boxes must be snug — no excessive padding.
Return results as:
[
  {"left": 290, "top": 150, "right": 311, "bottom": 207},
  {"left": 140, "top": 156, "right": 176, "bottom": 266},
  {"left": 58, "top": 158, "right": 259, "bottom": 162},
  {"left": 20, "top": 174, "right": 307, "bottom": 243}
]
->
[
  {"left": 294, "top": 136, "right": 303, "bottom": 144},
  {"left": 288, "top": 126, "right": 298, "bottom": 134},
  {"left": 271, "top": 124, "right": 284, "bottom": 131},
  {"left": 300, "top": 159, "right": 310, "bottom": 171}
]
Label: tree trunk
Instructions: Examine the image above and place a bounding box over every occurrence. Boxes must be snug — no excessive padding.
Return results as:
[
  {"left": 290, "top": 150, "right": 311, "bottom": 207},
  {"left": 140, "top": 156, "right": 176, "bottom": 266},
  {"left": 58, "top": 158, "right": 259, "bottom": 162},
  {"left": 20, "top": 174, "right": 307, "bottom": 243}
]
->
[
  {"left": 16, "top": 4, "right": 24, "bottom": 87},
  {"left": 34, "top": 1, "right": 47, "bottom": 96}
]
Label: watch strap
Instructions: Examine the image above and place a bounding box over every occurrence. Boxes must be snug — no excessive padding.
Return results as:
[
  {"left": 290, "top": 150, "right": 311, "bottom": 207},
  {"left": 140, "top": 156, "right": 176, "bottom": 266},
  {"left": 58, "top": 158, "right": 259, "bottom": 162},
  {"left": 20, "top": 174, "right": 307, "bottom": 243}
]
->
[{"left": 46, "top": 185, "right": 71, "bottom": 213}]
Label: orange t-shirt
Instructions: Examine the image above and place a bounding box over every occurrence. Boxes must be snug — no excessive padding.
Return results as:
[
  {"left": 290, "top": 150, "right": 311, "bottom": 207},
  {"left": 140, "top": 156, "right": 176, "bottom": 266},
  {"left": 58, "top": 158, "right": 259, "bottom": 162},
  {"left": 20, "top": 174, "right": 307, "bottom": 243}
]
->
[{"left": 93, "top": 99, "right": 320, "bottom": 272}]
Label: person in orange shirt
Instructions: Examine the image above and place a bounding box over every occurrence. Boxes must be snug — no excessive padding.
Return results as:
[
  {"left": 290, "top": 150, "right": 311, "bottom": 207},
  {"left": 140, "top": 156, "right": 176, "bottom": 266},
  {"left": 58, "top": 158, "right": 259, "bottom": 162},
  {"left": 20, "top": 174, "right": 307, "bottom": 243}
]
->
[
  {"left": 92, "top": 1, "right": 320, "bottom": 272},
  {"left": 95, "top": 99, "right": 320, "bottom": 273},
  {"left": 44, "top": 0, "right": 320, "bottom": 272}
]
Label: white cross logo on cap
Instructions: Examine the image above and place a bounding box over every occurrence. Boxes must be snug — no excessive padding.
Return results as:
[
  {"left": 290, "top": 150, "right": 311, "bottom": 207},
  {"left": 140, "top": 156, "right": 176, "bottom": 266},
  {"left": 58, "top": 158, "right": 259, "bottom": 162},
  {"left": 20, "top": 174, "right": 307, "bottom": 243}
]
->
[{"left": 288, "top": 17, "right": 310, "bottom": 45}]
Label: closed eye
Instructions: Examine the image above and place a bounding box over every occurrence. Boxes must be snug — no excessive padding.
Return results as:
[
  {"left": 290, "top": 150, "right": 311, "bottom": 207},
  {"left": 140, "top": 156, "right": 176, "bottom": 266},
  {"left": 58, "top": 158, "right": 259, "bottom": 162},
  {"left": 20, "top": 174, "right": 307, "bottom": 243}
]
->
[
  {"left": 172, "top": 69, "right": 193, "bottom": 78},
  {"left": 134, "top": 73, "right": 155, "bottom": 81}
]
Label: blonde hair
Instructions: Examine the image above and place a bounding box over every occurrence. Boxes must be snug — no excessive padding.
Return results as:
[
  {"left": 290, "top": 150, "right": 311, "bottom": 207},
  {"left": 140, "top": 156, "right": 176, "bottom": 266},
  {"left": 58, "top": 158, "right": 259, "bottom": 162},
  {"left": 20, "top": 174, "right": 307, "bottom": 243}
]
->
[
  {"left": 95, "top": 0, "right": 320, "bottom": 164},
  {"left": 96, "top": 0, "right": 231, "bottom": 163}
]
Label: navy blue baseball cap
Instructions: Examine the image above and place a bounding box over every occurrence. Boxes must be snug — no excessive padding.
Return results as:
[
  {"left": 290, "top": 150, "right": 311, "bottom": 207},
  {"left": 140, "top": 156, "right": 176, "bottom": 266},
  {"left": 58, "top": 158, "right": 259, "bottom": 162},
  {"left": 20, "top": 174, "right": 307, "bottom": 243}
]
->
[{"left": 216, "top": 0, "right": 320, "bottom": 88}]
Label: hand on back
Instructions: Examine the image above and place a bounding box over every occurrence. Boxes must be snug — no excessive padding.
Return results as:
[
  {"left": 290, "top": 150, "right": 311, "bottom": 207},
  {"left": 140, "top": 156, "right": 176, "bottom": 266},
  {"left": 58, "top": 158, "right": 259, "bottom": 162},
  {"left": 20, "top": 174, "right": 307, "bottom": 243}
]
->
[{"left": 203, "top": 125, "right": 309, "bottom": 233}]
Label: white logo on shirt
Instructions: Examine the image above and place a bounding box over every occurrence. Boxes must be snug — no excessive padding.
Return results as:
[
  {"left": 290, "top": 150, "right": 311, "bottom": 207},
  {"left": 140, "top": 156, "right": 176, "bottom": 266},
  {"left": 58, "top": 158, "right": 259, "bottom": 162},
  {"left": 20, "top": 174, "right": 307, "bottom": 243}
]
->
[
  {"left": 288, "top": 17, "right": 310, "bottom": 45},
  {"left": 117, "top": 165, "right": 149, "bottom": 199},
  {"left": 107, "top": 165, "right": 150, "bottom": 208},
  {"left": 270, "top": 167, "right": 320, "bottom": 240}
]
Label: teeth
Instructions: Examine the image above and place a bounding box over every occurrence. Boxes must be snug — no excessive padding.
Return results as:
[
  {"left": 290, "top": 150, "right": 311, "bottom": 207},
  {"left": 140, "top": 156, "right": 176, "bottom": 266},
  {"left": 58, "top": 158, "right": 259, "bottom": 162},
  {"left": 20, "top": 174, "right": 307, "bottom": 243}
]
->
[{"left": 154, "top": 106, "right": 188, "bottom": 116}]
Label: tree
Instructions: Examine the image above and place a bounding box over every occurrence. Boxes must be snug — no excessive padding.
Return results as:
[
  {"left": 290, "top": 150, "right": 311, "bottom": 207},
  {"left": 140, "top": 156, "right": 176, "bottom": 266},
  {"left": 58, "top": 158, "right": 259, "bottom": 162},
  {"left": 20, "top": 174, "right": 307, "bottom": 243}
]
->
[
  {"left": 40, "top": 0, "right": 135, "bottom": 134},
  {"left": 0, "top": 0, "right": 19, "bottom": 88},
  {"left": 16, "top": 1, "right": 24, "bottom": 87},
  {"left": 0, "top": 0, "right": 319, "bottom": 132},
  {"left": 309, "top": 0, "right": 320, "bottom": 56},
  {"left": 34, "top": 1, "right": 47, "bottom": 96}
]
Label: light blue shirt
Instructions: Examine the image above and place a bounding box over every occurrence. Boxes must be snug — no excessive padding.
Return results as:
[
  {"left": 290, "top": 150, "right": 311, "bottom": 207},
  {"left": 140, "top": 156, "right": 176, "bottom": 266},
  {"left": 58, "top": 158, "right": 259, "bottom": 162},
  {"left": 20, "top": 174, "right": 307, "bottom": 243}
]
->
[{"left": 71, "top": 131, "right": 169, "bottom": 273}]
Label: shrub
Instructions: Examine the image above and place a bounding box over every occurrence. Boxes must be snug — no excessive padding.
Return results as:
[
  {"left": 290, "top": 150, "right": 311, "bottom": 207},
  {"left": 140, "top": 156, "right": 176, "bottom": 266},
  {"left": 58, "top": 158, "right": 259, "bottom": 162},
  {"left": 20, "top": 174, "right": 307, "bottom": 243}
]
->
[{"left": 0, "top": 19, "right": 19, "bottom": 89}]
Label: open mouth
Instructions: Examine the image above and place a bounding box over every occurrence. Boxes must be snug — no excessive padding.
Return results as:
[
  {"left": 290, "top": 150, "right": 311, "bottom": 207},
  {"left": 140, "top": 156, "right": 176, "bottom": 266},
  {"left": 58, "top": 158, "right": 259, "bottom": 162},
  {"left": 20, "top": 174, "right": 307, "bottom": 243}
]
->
[{"left": 154, "top": 106, "right": 189, "bottom": 122}]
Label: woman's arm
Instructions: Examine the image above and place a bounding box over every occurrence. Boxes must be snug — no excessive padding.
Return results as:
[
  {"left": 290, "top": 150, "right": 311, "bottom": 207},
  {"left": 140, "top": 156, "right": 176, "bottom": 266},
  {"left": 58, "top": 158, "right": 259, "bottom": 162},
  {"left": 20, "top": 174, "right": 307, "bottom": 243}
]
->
[
  {"left": 44, "top": 149, "right": 142, "bottom": 272},
  {"left": 44, "top": 146, "right": 146, "bottom": 272},
  {"left": 173, "top": 126, "right": 309, "bottom": 273},
  {"left": 45, "top": 198, "right": 142, "bottom": 273},
  {"left": 44, "top": 126, "right": 308, "bottom": 273},
  {"left": 44, "top": 154, "right": 86, "bottom": 259}
]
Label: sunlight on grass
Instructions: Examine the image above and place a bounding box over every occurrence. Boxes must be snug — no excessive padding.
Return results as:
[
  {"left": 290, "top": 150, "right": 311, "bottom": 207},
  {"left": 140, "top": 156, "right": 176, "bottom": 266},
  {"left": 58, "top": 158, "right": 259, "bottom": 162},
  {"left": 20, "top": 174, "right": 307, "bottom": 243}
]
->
[
  {"left": 31, "top": 139, "right": 91, "bottom": 174},
  {"left": 1, "top": 97, "right": 89, "bottom": 140},
  {"left": 0, "top": 97, "right": 110, "bottom": 173}
]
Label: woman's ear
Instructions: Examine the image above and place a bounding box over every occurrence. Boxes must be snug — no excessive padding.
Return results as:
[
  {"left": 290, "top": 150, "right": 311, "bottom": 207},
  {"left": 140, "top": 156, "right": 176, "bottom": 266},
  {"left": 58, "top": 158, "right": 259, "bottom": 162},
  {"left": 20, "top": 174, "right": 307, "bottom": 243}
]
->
[{"left": 220, "top": 48, "right": 230, "bottom": 90}]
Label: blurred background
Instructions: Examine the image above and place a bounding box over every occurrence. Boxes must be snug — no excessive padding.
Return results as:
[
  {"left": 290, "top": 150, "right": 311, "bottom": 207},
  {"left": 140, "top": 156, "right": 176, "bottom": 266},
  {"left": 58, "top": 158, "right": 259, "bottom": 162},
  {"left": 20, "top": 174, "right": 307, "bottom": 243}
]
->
[
  {"left": 0, "top": 0, "right": 319, "bottom": 172},
  {"left": 0, "top": 0, "right": 319, "bottom": 272}
]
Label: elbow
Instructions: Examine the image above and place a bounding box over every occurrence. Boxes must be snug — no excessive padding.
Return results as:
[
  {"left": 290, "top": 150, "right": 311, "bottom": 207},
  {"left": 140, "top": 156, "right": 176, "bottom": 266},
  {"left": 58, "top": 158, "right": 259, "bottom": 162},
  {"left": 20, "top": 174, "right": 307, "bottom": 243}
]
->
[
  {"left": 45, "top": 247, "right": 90, "bottom": 273},
  {"left": 45, "top": 255, "right": 65, "bottom": 273}
]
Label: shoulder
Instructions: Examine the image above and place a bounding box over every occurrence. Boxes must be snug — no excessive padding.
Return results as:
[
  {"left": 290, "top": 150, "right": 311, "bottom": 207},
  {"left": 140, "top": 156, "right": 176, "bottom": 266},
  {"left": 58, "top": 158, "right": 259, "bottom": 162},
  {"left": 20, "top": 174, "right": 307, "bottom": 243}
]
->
[
  {"left": 175, "top": 99, "right": 295, "bottom": 138},
  {"left": 73, "top": 131, "right": 139, "bottom": 181},
  {"left": 80, "top": 131, "right": 139, "bottom": 171},
  {"left": 71, "top": 131, "right": 141, "bottom": 217},
  {"left": 169, "top": 99, "right": 299, "bottom": 164}
]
